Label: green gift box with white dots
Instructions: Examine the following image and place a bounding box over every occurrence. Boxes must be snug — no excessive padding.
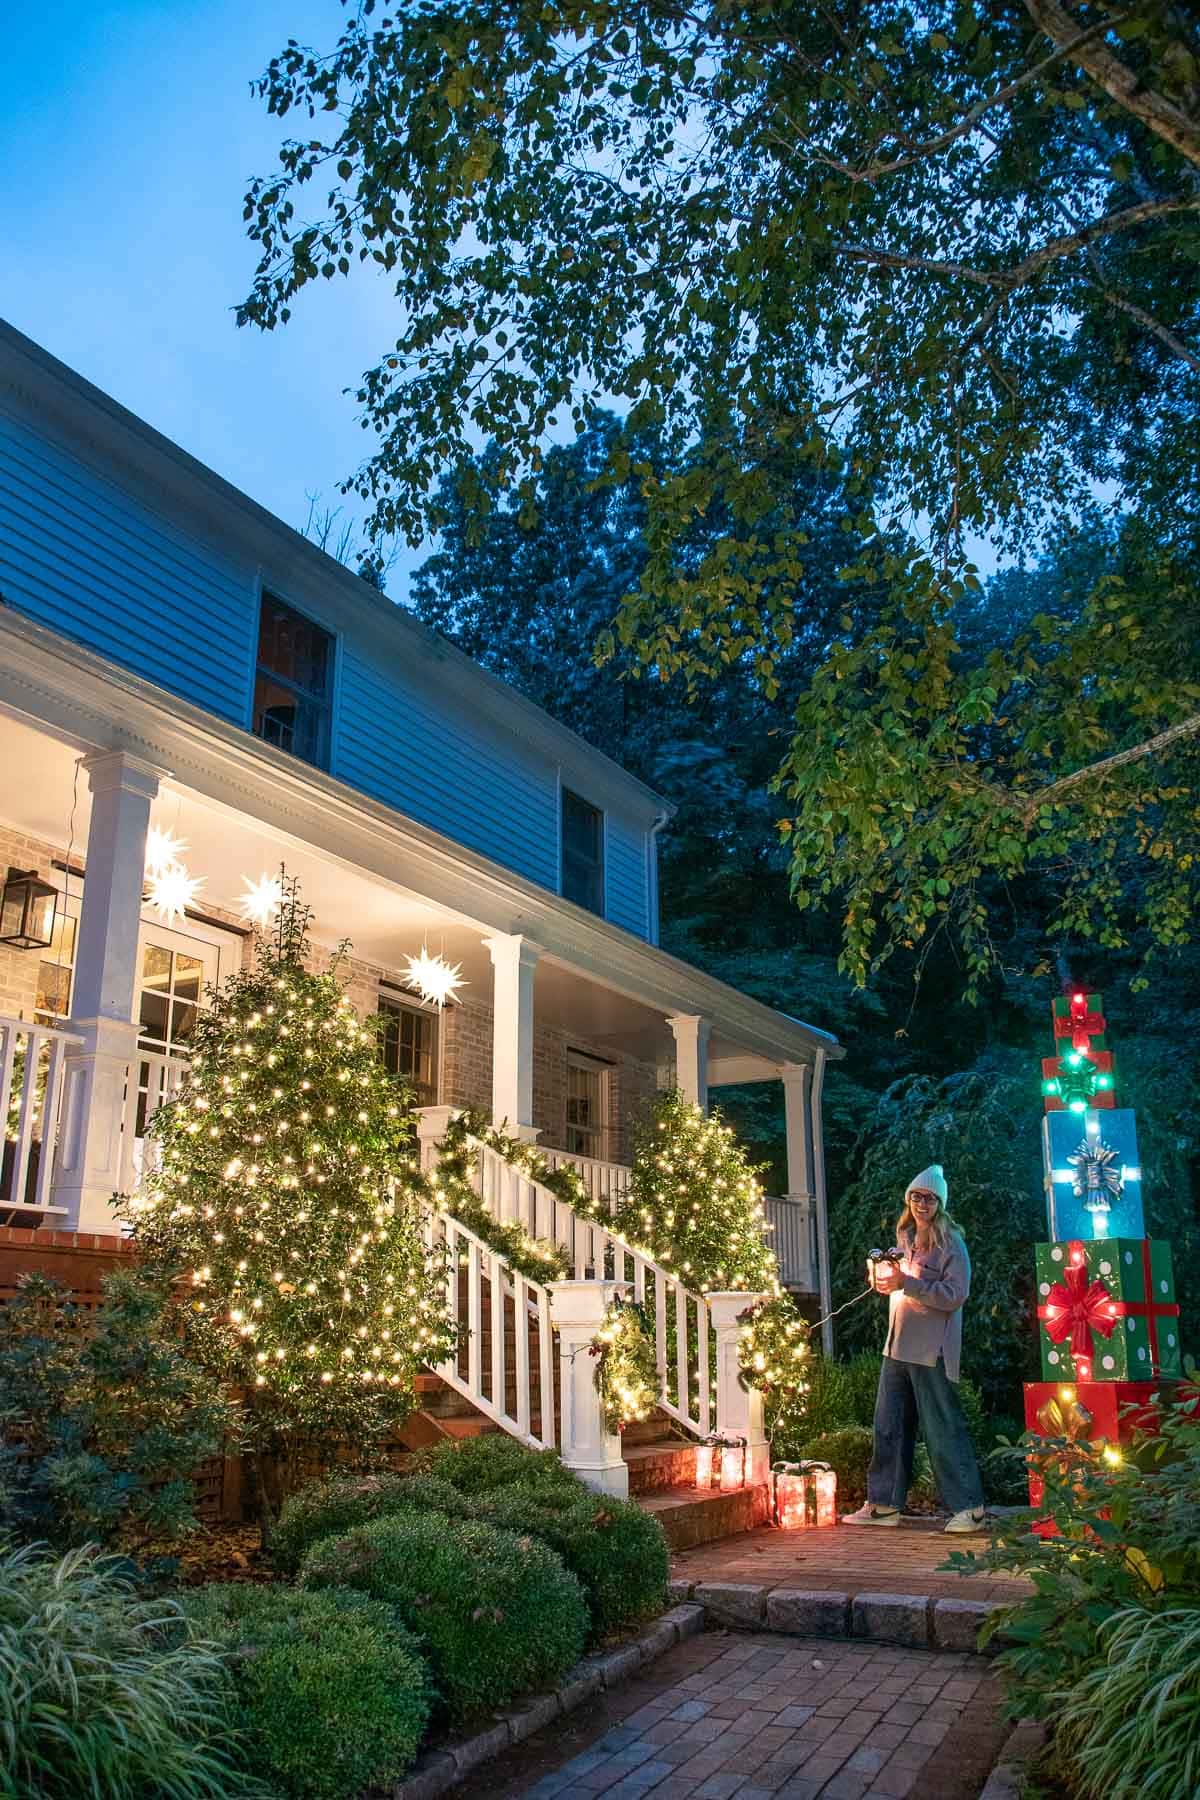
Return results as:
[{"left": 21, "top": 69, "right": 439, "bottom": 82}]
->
[{"left": 1034, "top": 1239, "right": 1181, "bottom": 1382}]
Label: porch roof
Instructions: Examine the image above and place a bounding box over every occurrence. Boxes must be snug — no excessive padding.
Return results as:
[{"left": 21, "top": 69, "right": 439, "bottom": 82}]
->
[{"left": 0, "top": 611, "right": 843, "bottom": 1074}]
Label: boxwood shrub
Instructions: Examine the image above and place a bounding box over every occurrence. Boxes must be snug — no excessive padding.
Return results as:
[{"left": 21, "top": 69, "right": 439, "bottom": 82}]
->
[
  {"left": 182, "top": 1583, "right": 431, "bottom": 1800},
  {"left": 421, "top": 1432, "right": 582, "bottom": 1496},
  {"left": 300, "top": 1510, "right": 588, "bottom": 1720},
  {"left": 473, "top": 1484, "right": 668, "bottom": 1642},
  {"left": 269, "top": 1471, "right": 468, "bottom": 1576},
  {"left": 797, "top": 1425, "right": 935, "bottom": 1510}
]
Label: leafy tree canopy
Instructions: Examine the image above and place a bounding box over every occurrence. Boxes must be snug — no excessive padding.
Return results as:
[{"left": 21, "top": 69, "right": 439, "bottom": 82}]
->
[{"left": 241, "top": 1, "right": 1200, "bottom": 995}]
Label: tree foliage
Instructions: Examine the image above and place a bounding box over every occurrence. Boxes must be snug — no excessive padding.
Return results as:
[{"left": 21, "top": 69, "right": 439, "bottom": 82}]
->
[{"left": 240, "top": 0, "right": 1200, "bottom": 991}]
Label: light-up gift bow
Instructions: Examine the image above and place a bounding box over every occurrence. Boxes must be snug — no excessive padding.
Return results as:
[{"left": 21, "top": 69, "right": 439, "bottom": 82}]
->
[{"left": 1039, "top": 1262, "right": 1120, "bottom": 1360}]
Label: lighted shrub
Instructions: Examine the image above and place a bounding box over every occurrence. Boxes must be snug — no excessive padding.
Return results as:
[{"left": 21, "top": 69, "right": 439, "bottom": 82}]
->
[
  {"left": 0, "top": 1541, "right": 239, "bottom": 1800},
  {"left": 269, "top": 1469, "right": 467, "bottom": 1576},
  {"left": 299, "top": 1510, "right": 587, "bottom": 1719},
  {"left": 422, "top": 1431, "right": 582, "bottom": 1496},
  {"left": 474, "top": 1483, "right": 668, "bottom": 1642},
  {"left": 182, "top": 1583, "right": 430, "bottom": 1800}
]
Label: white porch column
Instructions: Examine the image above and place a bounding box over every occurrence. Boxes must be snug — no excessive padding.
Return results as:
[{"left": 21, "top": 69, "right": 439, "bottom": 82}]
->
[
  {"left": 548, "top": 1279, "right": 630, "bottom": 1498},
  {"left": 781, "top": 1062, "right": 816, "bottom": 1291},
  {"left": 484, "top": 933, "right": 539, "bottom": 1140},
  {"left": 708, "top": 1292, "right": 770, "bottom": 1487},
  {"left": 415, "top": 1104, "right": 459, "bottom": 1176},
  {"left": 52, "top": 751, "right": 161, "bottom": 1231},
  {"left": 810, "top": 1046, "right": 834, "bottom": 1356},
  {"left": 668, "top": 1013, "right": 710, "bottom": 1111}
]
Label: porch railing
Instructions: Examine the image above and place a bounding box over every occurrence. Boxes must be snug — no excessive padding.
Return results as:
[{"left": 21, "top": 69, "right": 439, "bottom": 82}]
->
[
  {"left": 0, "top": 1013, "right": 82, "bottom": 1221},
  {"left": 539, "top": 1145, "right": 631, "bottom": 1211},
  {"left": 117, "top": 1050, "right": 189, "bottom": 1194},
  {"left": 464, "top": 1136, "right": 713, "bottom": 1440},
  {"left": 762, "top": 1193, "right": 819, "bottom": 1292}
]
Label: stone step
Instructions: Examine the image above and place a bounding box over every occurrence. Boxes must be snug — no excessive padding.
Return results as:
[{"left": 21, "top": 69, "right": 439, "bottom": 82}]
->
[
  {"left": 636, "top": 1483, "right": 771, "bottom": 1552},
  {"left": 622, "top": 1439, "right": 699, "bottom": 1494}
]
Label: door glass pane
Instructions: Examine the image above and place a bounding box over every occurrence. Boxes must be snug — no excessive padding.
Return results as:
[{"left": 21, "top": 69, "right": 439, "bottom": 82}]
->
[
  {"left": 142, "top": 944, "right": 172, "bottom": 987},
  {"left": 173, "top": 955, "right": 204, "bottom": 1003},
  {"left": 139, "top": 990, "right": 170, "bottom": 1048},
  {"left": 171, "top": 1002, "right": 198, "bottom": 1046}
]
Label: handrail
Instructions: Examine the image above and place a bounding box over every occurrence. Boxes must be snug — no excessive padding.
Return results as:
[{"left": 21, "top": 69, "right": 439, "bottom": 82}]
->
[
  {"left": 539, "top": 1145, "right": 631, "bottom": 1211},
  {"left": 423, "top": 1206, "right": 557, "bottom": 1452},
  {"left": 468, "top": 1137, "right": 712, "bottom": 1440},
  {"left": 0, "top": 1013, "right": 83, "bottom": 1218}
]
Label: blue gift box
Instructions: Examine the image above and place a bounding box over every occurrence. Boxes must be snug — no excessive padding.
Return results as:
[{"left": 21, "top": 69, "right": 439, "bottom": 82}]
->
[{"left": 1042, "top": 1107, "right": 1145, "bottom": 1241}]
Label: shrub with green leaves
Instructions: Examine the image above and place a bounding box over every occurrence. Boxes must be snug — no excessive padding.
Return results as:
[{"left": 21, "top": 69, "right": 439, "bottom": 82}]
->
[
  {"left": 421, "top": 1431, "right": 582, "bottom": 1497},
  {"left": 0, "top": 1539, "right": 246, "bottom": 1800},
  {"left": 0, "top": 1268, "right": 235, "bottom": 1550},
  {"left": 1052, "top": 1604, "right": 1200, "bottom": 1800},
  {"left": 472, "top": 1482, "right": 668, "bottom": 1642},
  {"left": 796, "top": 1425, "right": 934, "bottom": 1511},
  {"left": 300, "top": 1509, "right": 588, "bottom": 1720},
  {"left": 269, "top": 1469, "right": 467, "bottom": 1576},
  {"left": 182, "top": 1583, "right": 431, "bottom": 1800}
]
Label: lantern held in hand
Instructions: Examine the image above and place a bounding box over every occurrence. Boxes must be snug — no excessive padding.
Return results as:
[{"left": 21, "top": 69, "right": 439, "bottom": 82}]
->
[{"left": 867, "top": 1246, "right": 904, "bottom": 1289}]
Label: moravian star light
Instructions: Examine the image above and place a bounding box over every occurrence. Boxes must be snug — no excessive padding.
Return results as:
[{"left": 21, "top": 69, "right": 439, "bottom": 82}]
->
[
  {"left": 239, "top": 873, "right": 284, "bottom": 929},
  {"left": 146, "top": 861, "right": 204, "bottom": 925},
  {"left": 403, "top": 947, "right": 466, "bottom": 1009},
  {"left": 145, "top": 826, "right": 189, "bottom": 875}
]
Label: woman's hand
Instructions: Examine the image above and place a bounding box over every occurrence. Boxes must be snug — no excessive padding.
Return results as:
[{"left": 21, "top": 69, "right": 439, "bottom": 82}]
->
[{"left": 873, "top": 1265, "right": 904, "bottom": 1295}]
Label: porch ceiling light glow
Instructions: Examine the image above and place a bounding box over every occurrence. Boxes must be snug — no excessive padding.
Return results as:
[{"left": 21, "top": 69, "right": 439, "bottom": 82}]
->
[
  {"left": 403, "top": 947, "right": 466, "bottom": 1009},
  {"left": 145, "top": 826, "right": 189, "bottom": 874},
  {"left": 239, "top": 873, "right": 284, "bottom": 929},
  {"left": 146, "top": 861, "right": 204, "bottom": 925}
]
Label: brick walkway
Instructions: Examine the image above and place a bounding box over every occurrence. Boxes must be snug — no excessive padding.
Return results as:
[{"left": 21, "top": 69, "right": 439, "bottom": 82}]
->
[
  {"left": 670, "top": 1521, "right": 1029, "bottom": 1604},
  {"left": 454, "top": 1630, "right": 1007, "bottom": 1799}
]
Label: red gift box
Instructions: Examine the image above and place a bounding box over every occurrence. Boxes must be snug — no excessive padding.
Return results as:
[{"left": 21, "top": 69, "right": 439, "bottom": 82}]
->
[{"left": 1023, "top": 1379, "right": 1159, "bottom": 1522}]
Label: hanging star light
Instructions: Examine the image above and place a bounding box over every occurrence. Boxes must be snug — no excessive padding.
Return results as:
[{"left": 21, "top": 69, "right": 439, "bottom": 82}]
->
[
  {"left": 403, "top": 947, "right": 466, "bottom": 1009},
  {"left": 145, "top": 826, "right": 189, "bottom": 874},
  {"left": 146, "top": 861, "right": 204, "bottom": 925},
  {"left": 239, "top": 872, "right": 283, "bottom": 929}
]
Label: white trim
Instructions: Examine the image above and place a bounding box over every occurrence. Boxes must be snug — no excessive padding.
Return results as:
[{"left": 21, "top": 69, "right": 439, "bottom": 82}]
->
[{"left": 0, "top": 610, "right": 843, "bottom": 1068}]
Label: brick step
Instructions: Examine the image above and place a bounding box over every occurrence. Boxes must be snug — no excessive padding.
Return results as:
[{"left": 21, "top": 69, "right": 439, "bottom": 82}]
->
[
  {"left": 635, "top": 1482, "right": 771, "bottom": 1552},
  {"left": 623, "top": 1439, "right": 699, "bottom": 1495}
]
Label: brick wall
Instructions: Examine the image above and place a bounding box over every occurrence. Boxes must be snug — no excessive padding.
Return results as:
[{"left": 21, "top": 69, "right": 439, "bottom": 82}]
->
[{"left": 0, "top": 821, "right": 64, "bottom": 1022}]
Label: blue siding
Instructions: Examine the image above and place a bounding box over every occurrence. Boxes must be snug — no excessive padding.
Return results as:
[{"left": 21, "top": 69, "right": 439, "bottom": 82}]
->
[
  {"left": 606, "top": 816, "right": 648, "bottom": 937},
  {"left": 0, "top": 408, "right": 254, "bottom": 721},
  {"left": 336, "top": 650, "right": 559, "bottom": 887}
]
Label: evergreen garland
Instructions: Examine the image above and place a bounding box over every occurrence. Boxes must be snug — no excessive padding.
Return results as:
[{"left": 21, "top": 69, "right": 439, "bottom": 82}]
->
[
  {"left": 430, "top": 1113, "right": 573, "bottom": 1284},
  {"left": 129, "top": 877, "right": 456, "bottom": 1516},
  {"left": 737, "top": 1294, "right": 812, "bottom": 1444},
  {"left": 589, "top": 1299, "right": 658, "bottom": 1433}
]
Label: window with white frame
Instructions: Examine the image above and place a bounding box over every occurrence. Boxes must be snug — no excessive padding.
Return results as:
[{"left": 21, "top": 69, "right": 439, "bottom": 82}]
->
[
  {"left": 379, "top": 995, "right": 439, "bottom": 1104},
  {"left": 561, "top": 788, "right": 604, "bottom": 915},
  {"left": 33, "top": 898, "right": 77, "bottom": 1025},
  {"left": 253, "top": 595, "right": 334, "bottom": 769},
  {"left": 565, "top": 1051, "right": 609, "bottom": 1160}
]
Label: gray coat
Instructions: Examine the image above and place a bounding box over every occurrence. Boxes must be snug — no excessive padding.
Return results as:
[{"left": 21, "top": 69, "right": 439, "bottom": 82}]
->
[{"left": 883, "top": 1230, "right": 971, "bottom": 1383}]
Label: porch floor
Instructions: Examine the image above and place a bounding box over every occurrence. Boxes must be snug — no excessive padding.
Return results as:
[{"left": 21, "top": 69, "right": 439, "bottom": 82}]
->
[{"left": 669, "top": 1518, "right": 1031, "bottom": 1605}]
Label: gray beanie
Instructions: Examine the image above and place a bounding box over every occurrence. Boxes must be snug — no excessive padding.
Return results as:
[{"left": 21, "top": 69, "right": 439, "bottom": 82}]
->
[{"left": 906, "top": 1164, "right": 947, "bottom": 1204}]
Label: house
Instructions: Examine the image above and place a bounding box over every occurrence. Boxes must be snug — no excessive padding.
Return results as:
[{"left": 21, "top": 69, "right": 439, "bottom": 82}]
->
[{"left": 0, "top": 318, "right": 843, "bottom": 1512}]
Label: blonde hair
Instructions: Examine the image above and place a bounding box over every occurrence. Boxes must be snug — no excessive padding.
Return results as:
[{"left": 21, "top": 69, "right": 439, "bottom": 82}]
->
[{"left": 895, "top": 1191, "right": 963, "bottom": 1253}]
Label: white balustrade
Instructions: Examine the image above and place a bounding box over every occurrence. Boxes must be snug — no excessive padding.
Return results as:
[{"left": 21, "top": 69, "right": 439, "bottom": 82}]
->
[
  {"left": 425, "top": 1208, "right": 557, "bottom": 1452},
  {"left": 0, "top": 1013, "right": 83, "bottom": 1220},
  {"left": 469, "top": 1137, "right": 713, "bottom": 1441},
  {"left": 117, "top": 1050, "right": 189, "bottom": 1194},
  {"left": 539, "top": 1145, "right": 631, "bottom": 1212},
  {"left": 762, "top": 1193, "right": 817, "bottom": 1291}
]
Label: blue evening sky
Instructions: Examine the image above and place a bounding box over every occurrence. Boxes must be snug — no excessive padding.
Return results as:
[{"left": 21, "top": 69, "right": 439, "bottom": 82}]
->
[{"left": 1, "top": 0, "right": 418, "bottom": 579}]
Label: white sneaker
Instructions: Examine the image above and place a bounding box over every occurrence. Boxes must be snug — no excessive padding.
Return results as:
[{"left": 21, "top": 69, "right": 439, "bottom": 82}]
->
[
  {"left": 944, "top": 1507, "right": 988, "bottom": 1534},
  {"left": 842, "top": 1503, "right": 900, "bottom": 1526}
]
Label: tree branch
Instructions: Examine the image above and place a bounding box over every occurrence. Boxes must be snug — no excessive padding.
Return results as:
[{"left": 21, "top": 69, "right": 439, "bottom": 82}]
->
[
  {"left": 1096, "top": 285, "right": 1200, "bottom": 372},
  {"left": 1023, "top": 0, "right": 1200, "bottom": 168},
  {"left": 1016, "top": 710, "right": 1200, "bottom": 822}
]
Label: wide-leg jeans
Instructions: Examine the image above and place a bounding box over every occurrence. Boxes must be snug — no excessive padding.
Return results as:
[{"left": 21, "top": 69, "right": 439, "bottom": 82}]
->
[{"left": 866, "top": 1353, "right": 985, "bottom": 1514}]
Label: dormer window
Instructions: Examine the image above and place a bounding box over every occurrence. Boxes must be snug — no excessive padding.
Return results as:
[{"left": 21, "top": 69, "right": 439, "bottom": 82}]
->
[
  {"left": 561, "top": 789, "right": 604, "bottom": 915},
  {"left": 253, "top": 596, "right": 333, "bottom": 769}
]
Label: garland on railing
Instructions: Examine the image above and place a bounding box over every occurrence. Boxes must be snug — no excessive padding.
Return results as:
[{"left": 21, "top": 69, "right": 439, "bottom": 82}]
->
[
  {"left": 440, "top": 1108, "right": 609, "bottom": 1220},
  {"left": 589, "top": 1297, "right": 659, "bottom": 1433},
  {"left": 428, "top": 1112, "right": 574, "bottom": 1284}
]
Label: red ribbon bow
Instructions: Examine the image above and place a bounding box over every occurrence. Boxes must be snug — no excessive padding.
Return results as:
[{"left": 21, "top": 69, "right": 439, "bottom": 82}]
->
[{"left": 1041, "top": 1262, "right": 1120, "bottom": 1358}]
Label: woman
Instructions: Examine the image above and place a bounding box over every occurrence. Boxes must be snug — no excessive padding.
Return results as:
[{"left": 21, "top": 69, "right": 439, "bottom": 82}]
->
[{"left": 844, "top": 1164, "right": 987, "bottom": 1534}]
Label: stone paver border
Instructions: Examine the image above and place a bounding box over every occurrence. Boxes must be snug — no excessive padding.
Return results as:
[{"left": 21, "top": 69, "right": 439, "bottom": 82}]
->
[
  {"left": 393, "top": 1604, "right": 706, "bottom": 1798},
  {"left": 978, "top": 1719, "right": 1047, "bottom": 1800},
  {"left": 675, "top": 1579, "right": 1003, "bottom": 1653}
]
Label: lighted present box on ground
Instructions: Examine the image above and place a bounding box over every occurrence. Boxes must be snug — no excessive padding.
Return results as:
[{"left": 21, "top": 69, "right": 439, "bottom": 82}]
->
[
  {"left": 1042, "top": 1107, "right": 1145, "bottom": 1241},
  {"left": 1034, "top": 1238, "right": 1180, "bottom": 1382}
]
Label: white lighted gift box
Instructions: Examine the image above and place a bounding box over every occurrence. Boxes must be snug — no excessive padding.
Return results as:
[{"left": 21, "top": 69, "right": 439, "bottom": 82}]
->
[
  {"left": 772, "top": 1460, "right": 838, "bottom": 1529},
  {"left": 695, "top": 1433, "right": 746, "bottom": 1490}
]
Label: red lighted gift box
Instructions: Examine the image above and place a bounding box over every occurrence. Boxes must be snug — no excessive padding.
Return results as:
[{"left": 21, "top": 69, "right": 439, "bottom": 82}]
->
[{"left": 1023, "top": 1379, "right": 1159, "bottom": 1521}]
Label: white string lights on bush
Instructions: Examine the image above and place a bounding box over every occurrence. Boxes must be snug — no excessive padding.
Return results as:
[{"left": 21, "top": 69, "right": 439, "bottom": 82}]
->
[{"left": 403, "top": 946, "right": 466, "bottom": 1009}]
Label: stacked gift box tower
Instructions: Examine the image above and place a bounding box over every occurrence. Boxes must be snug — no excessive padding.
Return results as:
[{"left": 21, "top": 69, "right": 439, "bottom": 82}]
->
[{"left": 1024, "top": 991, "right": 1182, "bottom": 1475}]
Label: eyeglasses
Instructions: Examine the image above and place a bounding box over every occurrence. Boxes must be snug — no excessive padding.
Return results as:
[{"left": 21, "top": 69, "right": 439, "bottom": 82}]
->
[{"left": 909, "top": 1191, "right": 939, "bottom": 1206}]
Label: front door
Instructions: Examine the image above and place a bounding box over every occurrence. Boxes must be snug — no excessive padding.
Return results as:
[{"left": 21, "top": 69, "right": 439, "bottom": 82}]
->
[{"left": 131, "top": 916, "right": 236, "bottom": 1144}]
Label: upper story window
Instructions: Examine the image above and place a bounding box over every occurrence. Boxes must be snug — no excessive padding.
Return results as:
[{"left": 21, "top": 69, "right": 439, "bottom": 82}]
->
[
  {"left": 253, "top": 596, "right": 333, "bottom": 769},
  {"left": 561, "top": 789, "right": 604, "bottom": 915},
  {"left": 379, "top": 995, "right": 439, "bottom": 1105}
]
